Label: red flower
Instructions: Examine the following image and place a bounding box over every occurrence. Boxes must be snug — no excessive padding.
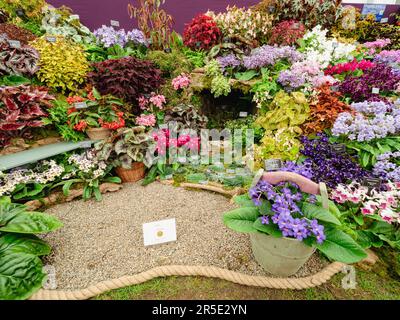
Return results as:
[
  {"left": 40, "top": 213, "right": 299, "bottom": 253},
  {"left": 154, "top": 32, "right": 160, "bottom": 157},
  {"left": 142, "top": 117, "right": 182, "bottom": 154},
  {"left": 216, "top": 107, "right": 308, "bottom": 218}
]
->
[
  {"left": 73, "top": 120, "right": 88, "bottom": 132},
  {"left": 67, "top": 107, "right": 77, "bottom": 115}
]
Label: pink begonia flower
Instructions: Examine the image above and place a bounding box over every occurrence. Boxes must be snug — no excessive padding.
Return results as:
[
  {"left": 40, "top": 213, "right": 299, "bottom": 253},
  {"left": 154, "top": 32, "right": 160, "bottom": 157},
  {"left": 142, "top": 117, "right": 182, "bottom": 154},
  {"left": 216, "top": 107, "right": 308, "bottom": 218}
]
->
[
  {"left": 172, "top": 74, "right": 191, "bottom": 90},
  {"left": 135, "top": 114, "right": 156, "bottom": 127},
  {"left": 149, "top": 94, "right": 166, "bottom": 109},
  {"left": 138, "top": 96, "right": 149, "bottom": 110}
]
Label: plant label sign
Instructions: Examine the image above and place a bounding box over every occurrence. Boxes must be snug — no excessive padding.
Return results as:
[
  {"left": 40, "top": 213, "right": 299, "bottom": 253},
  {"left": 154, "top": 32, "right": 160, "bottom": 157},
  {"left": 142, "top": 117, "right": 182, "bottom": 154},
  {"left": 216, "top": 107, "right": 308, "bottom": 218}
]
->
[
  {"left": 70, "top": 14, "right": 80, "bottom": 20},
  {"left": 264, "top": 159, "right": 282, "bottom": 171},
  {"left": 380, "top": 18, "right": 388, "bottom": 23},
  {"left": 110, "top": 20, "right": 120, "bottom": 27},
  {"left": 8, "top": 40, "right": 21, "bottom": 48},
  {"left": 372, "top": 87, "right": 380, "bottom": 94},
  {"left": 239, "top": 112, "right": 248, "bottom": 118},
  {"left": 80, "top": 141, "right": 92, "bottom": 148},
  {"left": 143, "top": 218, "right": 177, "bottom": 246},
  {"left": 15, "top": 9, "right": 26, "bottom": 17},
  {"left": 46, "top": 36, "right": 57, "bottom": 43},
  {"left": 74, "top": 102, "right": 87, "bottom": 109}
]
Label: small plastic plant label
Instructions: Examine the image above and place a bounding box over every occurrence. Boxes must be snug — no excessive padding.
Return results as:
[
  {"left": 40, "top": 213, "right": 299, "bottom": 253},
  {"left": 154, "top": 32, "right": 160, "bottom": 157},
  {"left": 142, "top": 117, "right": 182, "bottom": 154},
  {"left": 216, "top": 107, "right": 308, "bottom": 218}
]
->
[
  {"left": 70, "top": 14, "right": 80, "bottom": 20},
  {"left": 199, "top": 180, "right": 209, "bottom": 185},
  {"left": 239, "top": 112, "right": 248, "bottom": 118},
  {"left": 110, "top": 20, "right": 120, "bottom": 27},
  {"left": 372, "top": 87, "right": 380, "bottom": 94},
  {"left": 380, "top": 18, "right": 388, "bottom": 23},
  {"left": 81, "top": 141, "right": 92, "bottom": 148},
  {"left": 164, "top": 174, "right": 173, "bottom": 180},
  {"left": 8, "top": 40, "right": 21, "bottom": 48},
  {"left": 226, "top": 169, "right": 236, "bottom": 174},
  {"left": 264, "top": 159, "right": 282, "bottom": 171},
  {"left": 74, "top": 101, "right": 88, "bottom": 109},
  {"left": 46, "top": 36, "right": 57, "bottom": 43},
  {"left": 143, "top": 218, "right": 177, "bottom": 246}
]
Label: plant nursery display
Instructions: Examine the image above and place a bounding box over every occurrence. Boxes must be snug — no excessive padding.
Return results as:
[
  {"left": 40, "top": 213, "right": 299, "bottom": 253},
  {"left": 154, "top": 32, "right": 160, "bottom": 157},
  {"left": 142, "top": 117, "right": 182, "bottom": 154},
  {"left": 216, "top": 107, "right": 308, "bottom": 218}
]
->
[{"left": 0, "top": 0, "right": 400, "bottom": 301}]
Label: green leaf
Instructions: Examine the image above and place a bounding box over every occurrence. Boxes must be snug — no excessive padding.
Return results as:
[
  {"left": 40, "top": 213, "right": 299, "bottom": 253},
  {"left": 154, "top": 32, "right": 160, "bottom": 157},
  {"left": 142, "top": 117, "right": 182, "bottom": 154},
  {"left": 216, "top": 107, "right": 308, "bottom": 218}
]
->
[
  {"left": 93, "top": 187, "right": 102, "bottom": 201},
  {"left": 0, "top": 252, "right": 46, "bottom": 300},
  {"left": 234, "top": 70, "right": 259, "bottom": 81},
  {"left": 0, "top": 234, "right": 50, "bottom": 256},
  {"left": 223, "top": 207, "right": 259, "bottom": 233},
  {"left": 104, "top": 176, "right": 122, "bottom": 184},
  {"left": 253, "top": 218, "right": 282, "bottom": 237},
  {"left": 92, "top": 87, "right": 101, "bottom": 99},
  {"left": 259, "top": 200, "right": 272, "bottom": 215},
  {"left": 369, "top": 221, "right": 395, "bottom": 235},
  {"left": 353, "top": 215, "right": 364, "bottom": 226},
  {"left": 316, "top": 227, "right": 367, "bottom": 263},
  {"left": 233, "top": 194, "right": 255, "bottom": 207},
  {"left": 302, "top": 203, "right": 341, "bottom": 225},
  {"left": 0, "top": 212, "right": 63, "bottom": 234},
  {"left": 62, "top": 180, "right": 75, "bottom": 196}
]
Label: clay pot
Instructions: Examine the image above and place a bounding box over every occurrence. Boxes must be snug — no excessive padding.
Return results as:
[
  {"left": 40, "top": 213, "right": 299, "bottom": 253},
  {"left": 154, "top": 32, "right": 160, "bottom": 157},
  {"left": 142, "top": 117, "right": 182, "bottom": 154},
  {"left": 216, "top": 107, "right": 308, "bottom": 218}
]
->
[{"left": 115, "top": 162, "right": 145, "bottom": 183}]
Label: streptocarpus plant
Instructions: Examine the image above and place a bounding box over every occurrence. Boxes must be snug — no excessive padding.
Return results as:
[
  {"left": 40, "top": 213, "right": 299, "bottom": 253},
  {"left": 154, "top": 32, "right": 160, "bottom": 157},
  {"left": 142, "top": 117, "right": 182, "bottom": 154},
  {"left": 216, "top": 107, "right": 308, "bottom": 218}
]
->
[
  {"left": 0, "top": 85, "right": 55, "bottom": 147},
  {"left": 95, "top": 126, "right": 153, "bottom": 169},
  {"left": 0, "top": 38, "right": 40, "bottom": 77},
  {"left": 88, "top": 57, "right": 164, "bottom": 112},
  {"left": 164, "top": 104, "right": 208, "bottom": 131},
  {"left": 127, "top": 0, "right": 174, "bottom": 50}
]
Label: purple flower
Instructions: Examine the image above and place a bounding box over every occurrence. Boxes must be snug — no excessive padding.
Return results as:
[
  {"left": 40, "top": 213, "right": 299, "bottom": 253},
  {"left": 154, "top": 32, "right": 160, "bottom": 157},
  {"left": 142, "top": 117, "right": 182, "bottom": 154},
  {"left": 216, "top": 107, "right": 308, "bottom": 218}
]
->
[
  {"left": 243, "top": 45, "right": 303, "bottom": 69},
  {"left": 261, "top": 216, "right": 270, "bottom": 225},
  {"left": 94, "top": 25, "right": 147, "bottom": 48},
  {"left": 216, "top": 54, "right": 242, "bottom": 71}
]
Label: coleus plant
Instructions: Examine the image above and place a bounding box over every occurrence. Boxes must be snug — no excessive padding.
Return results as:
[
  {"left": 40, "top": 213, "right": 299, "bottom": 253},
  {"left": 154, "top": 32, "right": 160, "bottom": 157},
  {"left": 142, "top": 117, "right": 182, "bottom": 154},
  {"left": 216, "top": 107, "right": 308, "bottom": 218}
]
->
[
  {"left": 183, "top": 14, "right": 222, "bottom": 51},
  {"left": 88, "top": 57, "right": 164, "bottom": 113},
  {"left": 0, "top": 38, "right": 40, "bottom": 77},
  {"left": 0, "top": 85, "right": 55, "bottom": 147}
]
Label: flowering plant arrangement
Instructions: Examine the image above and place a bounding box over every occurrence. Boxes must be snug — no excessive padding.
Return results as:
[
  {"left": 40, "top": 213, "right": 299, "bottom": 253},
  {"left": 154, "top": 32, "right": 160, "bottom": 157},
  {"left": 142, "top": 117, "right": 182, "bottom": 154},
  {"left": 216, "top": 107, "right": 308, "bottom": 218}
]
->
[
  {"left": 171, "top": 74, "right": 191, "bottom": 90},
  {"left": 324, "top": 59, "right": 375, "bottom": 78},
  {"left": 183, "top": 14, "right": 221, "bottom": 51},
  {"left": 93, "top": 25, "right": 147, "bottom": 48},
  {"left": 373, "top": 152, "right": 400, "bottom": 183},
  {"left": 223, "top": 178, "right": 367, "bottom": 263},
  {"left": 268, "top": 20, "right": 306, "bottom": 46},
  {"left": 204, "top": 59, "right": 231, "bottom": 98},
  {"left": 300, "top": 134, "right": 370, "bottom": 188},
  {"left": 331, "top": 181, "right": 400, "bottom": 250},
  {"left": 338, "top": 63, "right": 400, "bottom": 102},
  {"left": 363, "top": 39, "right": 391, "bottom": 55},
  {"left": 67, "top": 88, "right": 126, "bottom": 133}
]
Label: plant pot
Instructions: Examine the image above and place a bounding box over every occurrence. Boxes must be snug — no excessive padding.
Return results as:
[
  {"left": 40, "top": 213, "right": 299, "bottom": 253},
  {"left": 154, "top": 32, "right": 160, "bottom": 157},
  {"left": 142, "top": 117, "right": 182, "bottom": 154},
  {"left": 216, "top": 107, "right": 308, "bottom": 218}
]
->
[
  {"left": 86, "top": 128, "right": 111, "bottom": 140},
  {"left": 250, "top": 232, "right": 315, "bottom": 277},
  {"left": 115, "top": 162, "right": 145, "bottom": 183}
]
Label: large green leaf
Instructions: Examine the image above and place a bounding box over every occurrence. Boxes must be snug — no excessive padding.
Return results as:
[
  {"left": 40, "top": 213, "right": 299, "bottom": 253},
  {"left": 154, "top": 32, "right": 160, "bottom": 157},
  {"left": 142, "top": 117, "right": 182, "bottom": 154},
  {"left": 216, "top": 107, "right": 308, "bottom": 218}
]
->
[
  {"left": 223, "top": 207, "right": 259, "bottom": 233},
  {"left": 0, "top": 211, "right": 63, "bottom": 234},
  {"left": 0, "top": 203, "right": 26, "bottom": 227},
  {"left": 316, "top": 227, "right": 367, "bottom": 263},
  {"left": 0, "top": 234, "right": 50, "bottom": 256},
  {"left": 253, "top": 218, "right": 282, "bottom": 237},
  {"left": 302, "top": 203, "right": 341, "bottom": 225},
  {"left": 0, "top": 252, "right": 46, "bottom": 300},
  {"left": 233, "top": 194, "right": 255, "bottom": 207},
  {"left": 234, "top": 70, "right": 259, "bottom": 81}
]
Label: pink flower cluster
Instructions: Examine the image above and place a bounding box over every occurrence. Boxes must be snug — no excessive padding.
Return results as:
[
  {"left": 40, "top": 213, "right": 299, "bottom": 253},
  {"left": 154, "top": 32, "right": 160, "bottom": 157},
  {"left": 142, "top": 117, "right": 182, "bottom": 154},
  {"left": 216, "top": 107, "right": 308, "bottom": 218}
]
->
[
  {"left": 152, "top": 129, "right": 200, "bottom": 156},
  {"left": 331, "top": 181, "right": 400, "bottom": 224},
  {"left": 135, "top": 113, "right": 156, "bottom": 127},
  {"left": 138, "top": 93, "right": 166, "bottom": 110},
  {"left": 363, "top": 38, "right": 391, "bottom": 54},
  {"left": 172, "top": 74, "right": 191, "bottom": 90},
  {"left": 324, "top": 59, "right": 375, "bottom": 76}
]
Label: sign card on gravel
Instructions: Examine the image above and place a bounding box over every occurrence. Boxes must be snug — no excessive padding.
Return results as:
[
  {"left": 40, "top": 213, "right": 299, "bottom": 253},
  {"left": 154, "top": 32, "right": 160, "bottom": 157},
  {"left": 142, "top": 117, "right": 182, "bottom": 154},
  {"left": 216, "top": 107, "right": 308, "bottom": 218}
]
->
[{"left": 143, "top": 218, "right": 177, "bottom": 246}]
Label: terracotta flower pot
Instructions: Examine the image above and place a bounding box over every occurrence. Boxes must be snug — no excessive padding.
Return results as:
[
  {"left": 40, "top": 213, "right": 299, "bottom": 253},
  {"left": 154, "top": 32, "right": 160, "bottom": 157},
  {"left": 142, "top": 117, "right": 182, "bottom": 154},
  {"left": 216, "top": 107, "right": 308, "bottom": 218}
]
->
[
  {"left": 86, "top": 128, "right": 111, "bottom": 140},
  {"left": 115, "top": 162, "right": 145, "bottom": 183}
]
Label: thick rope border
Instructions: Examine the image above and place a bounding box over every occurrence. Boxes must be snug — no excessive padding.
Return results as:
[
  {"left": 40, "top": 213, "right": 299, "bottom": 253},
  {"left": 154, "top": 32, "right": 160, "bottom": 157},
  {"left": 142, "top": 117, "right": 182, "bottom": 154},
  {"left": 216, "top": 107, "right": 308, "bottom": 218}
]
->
[{"left": 29, "top": 180, "right": 347, "bottom": 300}]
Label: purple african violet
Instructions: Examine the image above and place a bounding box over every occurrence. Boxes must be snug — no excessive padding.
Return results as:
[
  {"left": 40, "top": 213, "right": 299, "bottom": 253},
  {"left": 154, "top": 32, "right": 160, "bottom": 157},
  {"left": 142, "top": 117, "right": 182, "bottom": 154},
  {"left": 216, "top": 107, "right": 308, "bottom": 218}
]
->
[{"left": 242, "top": 45, "right": 303, "bottom": 69}]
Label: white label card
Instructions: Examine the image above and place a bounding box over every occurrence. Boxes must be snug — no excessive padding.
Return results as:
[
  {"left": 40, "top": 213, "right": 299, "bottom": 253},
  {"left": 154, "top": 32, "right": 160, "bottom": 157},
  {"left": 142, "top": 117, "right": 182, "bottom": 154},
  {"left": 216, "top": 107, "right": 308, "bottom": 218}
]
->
[
  {"left": 110, "top": 20, "right": 120, "bottom": 27},
  {"left": 70, "top": 14, "right": 80, "bottom": 20},
  {"left": 372, "top": 87, "right": 380, "bottom": 94},
  {"left": 8, "top": 40, "right": 21, "bottom": 48},
  {"left": 143, "top": 218, "right": 177, "bottom": 246},
  {"left": 74, "top": 102, "right": 87, "bottom": 109},
  {"left": 380, "top": 18, "right": 388, "bottom": 23},
  {"left": 46, "top": 36, "right": 57, "bottom": 43},
  {"left": 239, "top": 112, "right": 248, "bottom": 117}
]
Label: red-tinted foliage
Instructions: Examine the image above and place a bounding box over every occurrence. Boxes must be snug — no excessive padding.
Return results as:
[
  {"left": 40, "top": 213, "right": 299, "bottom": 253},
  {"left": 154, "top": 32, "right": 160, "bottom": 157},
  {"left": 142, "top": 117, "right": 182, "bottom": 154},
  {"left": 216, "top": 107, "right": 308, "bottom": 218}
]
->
[{"left": 183, "top": 14, "right": 222, "bottom": 50}]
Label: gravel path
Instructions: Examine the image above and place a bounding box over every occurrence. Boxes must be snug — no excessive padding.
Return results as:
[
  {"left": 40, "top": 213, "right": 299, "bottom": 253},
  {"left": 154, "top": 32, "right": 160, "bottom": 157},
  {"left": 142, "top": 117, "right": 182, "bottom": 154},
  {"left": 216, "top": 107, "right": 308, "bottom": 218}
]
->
[{"left": 41, "top": 182, "right": 327, "bottom": 290}]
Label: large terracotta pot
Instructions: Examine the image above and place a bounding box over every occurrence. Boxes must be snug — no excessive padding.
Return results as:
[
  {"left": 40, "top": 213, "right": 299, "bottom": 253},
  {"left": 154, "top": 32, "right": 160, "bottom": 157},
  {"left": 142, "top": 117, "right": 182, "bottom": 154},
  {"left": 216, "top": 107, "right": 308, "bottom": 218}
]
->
[
  {"left": 86, "top": 128, "right": 111, "bottom": 140},
  {"left": 115, "top": 162, "right": 145, "bottom": 183}
]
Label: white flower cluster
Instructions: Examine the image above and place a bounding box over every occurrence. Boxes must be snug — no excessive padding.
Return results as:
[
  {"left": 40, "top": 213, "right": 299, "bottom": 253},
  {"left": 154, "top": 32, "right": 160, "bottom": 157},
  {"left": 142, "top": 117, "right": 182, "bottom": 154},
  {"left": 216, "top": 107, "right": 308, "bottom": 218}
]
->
[
  {"left": 0, "top": 160, "right": 64, "bottom": 196},
  {"left": 67, "top": 150, "right": 107, "bottom": 179},
  {"left": 302, "top": 25, "right": 356, "bottom": 68}
]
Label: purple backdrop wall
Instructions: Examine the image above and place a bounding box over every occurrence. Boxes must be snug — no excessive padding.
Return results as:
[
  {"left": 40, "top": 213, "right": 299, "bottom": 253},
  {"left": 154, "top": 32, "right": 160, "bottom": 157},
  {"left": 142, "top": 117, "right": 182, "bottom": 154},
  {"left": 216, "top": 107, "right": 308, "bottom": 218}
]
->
[
  {"left": 47, "top": 1, "right": 400, "bottom": 33},
  {"left": 47, "top": 0, "right": 260, "bottom": 33}
]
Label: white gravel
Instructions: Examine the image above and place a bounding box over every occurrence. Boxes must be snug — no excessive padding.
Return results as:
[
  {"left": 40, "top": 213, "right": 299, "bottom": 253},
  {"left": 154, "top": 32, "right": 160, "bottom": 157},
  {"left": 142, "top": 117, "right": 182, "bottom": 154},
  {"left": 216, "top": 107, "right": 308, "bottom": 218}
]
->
[{"left": 41, "top": 182, "right": 327, "bottom": 290}]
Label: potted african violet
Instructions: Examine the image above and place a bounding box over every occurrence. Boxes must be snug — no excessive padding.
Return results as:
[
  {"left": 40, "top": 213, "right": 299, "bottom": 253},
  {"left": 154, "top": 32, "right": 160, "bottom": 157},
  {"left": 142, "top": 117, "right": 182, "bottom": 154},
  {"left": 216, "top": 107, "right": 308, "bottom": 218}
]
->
[
  {"left": 94, "top": 126, "right": 152, "bottom": 182},
  {"left": 223, "top": 170, "right": 367, "bottom": 276}
]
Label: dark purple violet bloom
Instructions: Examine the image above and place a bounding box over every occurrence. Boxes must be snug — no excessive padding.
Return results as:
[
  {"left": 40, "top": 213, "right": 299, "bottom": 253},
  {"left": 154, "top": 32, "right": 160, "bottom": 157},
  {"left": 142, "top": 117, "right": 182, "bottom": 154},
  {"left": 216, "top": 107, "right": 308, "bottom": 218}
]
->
[{"left": 261, "top": 216, "right": 270, "bottom": 225}]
